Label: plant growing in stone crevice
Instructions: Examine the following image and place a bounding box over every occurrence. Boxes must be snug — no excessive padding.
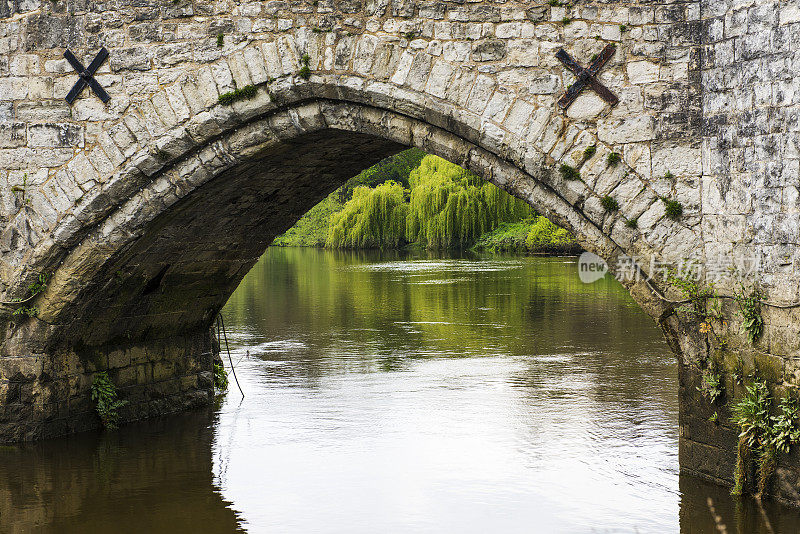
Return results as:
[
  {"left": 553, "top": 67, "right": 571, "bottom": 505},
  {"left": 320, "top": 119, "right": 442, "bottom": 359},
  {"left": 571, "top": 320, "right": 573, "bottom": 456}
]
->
[
  {"left": 662, "top": 198, "right": 683, "bottom": 220},
  {"left": 214, "top": 362, "right": 229, "bottom": 392},
  {"left": 298, "top": 53, "right": 311, "bottom": 80},
  {"left": 600, "top": 195, "right": 619, "bottom": 212},
  {"left": 734, "top": 282, "right": 764, "bottom": 345},
  {"left": 7, "top": 271, "right": 50, "bottom": 319},
  {"left": 583, "top": 145, "right": 596, "bottom": 160},
  {"left": 729, "top": 379, "right": 800, "bottom": 497},
  {"left": 10, "top": 173, "right": 31, "bottom": 207},
  {"left": 218, "top": 84, "right": 257, "bottom": 105},
  {"left": 607, "top": 152, "right": 621, "bottom": 166},
  {"left": 91, "top": 372, "right": 128, "bottom": 430},
  {"left": 667, "top": 268, "right": 717, "bottom": 321},
  {"left": 559, "top": 163, "right": 580, "bottom": 181},
  {"left": 698, "top": 361, "right": 724, "bottom": 405}
]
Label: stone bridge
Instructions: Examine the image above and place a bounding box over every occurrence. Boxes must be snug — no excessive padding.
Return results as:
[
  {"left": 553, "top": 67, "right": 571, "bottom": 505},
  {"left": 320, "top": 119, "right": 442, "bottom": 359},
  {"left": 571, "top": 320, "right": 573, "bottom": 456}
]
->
[{"left": 1, "top": 0, "right": 799, "bottom": 503}]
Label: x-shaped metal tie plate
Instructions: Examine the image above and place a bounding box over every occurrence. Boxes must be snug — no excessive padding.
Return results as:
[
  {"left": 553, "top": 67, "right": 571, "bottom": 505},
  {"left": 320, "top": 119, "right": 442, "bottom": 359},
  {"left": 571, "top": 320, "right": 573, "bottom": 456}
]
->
[
  {"left": 64, "top": 47, "right": 111, "bottom": 105},
  {"left": 555, "top": 44, "right": 618, "bottom": 111}
]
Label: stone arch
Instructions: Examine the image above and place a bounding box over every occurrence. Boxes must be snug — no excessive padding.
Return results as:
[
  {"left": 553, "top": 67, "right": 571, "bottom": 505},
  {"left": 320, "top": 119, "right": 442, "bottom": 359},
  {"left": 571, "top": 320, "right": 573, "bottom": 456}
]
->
[{"left": 6, "top": 84, "right": 683, "bottom": 356}]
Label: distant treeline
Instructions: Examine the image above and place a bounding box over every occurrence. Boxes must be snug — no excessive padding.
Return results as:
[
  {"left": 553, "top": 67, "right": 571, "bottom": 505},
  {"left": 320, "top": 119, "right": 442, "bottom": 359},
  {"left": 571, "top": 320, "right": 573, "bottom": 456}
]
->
[{"left": 272, "top": 149, "right": 581, "bottom": 254}]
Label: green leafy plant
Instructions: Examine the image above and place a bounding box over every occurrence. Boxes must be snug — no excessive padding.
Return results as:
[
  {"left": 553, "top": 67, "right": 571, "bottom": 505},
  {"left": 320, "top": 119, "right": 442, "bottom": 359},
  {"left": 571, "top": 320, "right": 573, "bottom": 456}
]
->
[
  {"left": 734, "top": 282, "right": 764, "bottom": 344},
  {"left": 607, "top": 152, "right": 621, "bottom": 166},
  {"left": 770, "top": 397, "right": 800, "bottom": 454},
  {"left": 216, "top": 33, "right": 224, "bottom": 48},
  {"left": 218, "top": 84, "right": 257, "bottom": 105},
  {"left": 730, "top": 379, "right": 772, "bottom": 496},
  {"left": 91, "top": 372, "right": 128, "bottom": 430},
  {"left": 298, "top": 53, "right": 311, "bottom": 79},
  {"left": 667, "top": 268, "right": 716, "bottom": 320},
  {"left": 214, "top": 362, "right": 229, "bottom": 392},
  {"left": 698, "top": 364, "right": 723, "bottom": 404},
  {"left": 548, "top": 0, "right": 560, "bottom": 6},
  {"left": 561, "top": 17, "right": 571, "bottom": 25},
  {"left": 559, "top": 164, "right": 580, "bottom": 181},
  {"left": 11, "top": 306, "right": 38, "bottom": 317},
  {"left": 583, "top": 145, "right": 596, "bottom": 160},
  {"left": 601, "top": 195, "right": 619, "bottom": 212},
  {"left": 709, "top": 411, "right": 718, "bottom": 424},
  {"left": 625, "top": 217, "right": 638, "bottom": 229},
  {"left": 10, "top": 173, "right": 31, "bottom": 206},
  {"left": 619, "top": 24, "right": 628, "bottom": 32},
  {"left": 662, "top": 198, "right": 683, "bottom": 220}
]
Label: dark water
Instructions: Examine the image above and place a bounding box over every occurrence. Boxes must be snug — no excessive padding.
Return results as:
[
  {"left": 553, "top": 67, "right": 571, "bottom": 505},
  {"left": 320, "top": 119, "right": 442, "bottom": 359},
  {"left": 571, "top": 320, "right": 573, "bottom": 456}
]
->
[{"left": 3, "top": 247, "right": 800, "bottom": 533}]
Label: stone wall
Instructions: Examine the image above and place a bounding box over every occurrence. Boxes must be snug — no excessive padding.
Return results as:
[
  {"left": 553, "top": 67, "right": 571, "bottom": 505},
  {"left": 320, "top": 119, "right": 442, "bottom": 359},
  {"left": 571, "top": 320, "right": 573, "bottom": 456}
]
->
[
  {"left": 0, "top": 329, "right": 214, "bottom": 442},
  {"left": 0, "top": 0, "right": 799, "bottom": 504}
]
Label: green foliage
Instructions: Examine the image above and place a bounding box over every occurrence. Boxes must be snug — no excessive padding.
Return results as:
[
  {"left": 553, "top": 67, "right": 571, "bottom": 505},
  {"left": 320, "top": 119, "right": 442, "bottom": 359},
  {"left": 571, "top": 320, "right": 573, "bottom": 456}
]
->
[
  {"left": 548, "top": 0, "right": 560, "bottom": 6},
  {"left": 326, "top": 181, "right": 409, "bottom": 249},
  {"left": 734, "top": 282, "right": 764, "bottom": 344},
  {"left": 11, "top": 306, "right": 38, "bottom": 318},
  {"left": 730, "top": 382, "right": 800, "bottom": 496},
  {"left": 336, "top": 148, "right": 425, "bottom": 201},
  {"left": 273, "top": 195, "right": 344, "bottom": 247},
  {"left": 607, "top": 152, "right": 621, "bottom": 166},
  {"left": 619, "top": 24, "right": 628, "bottom": 32},
  {"left": 600, "top": 195, "right": 619, "bottom": 212},
  {"left": 730, "top": 378, "right": 773, "bottom": 496},
  {"left": 583, "top": 145, "right": 596, "bottom": 160},
  {"left": 561, "top": 17, "right": 571, "bottom": 25},
  {"left": 406, "top": 156, "right": 533, "bottom": 249},
  {"left": 698, "top": 364, "right": 723, "bottom": 404},
  {"left": 525, "top": 216, "right": 578, "bottom": 252},
  {"left": 625, "top": 217, "right": 638, "bottom": 229},
  {"left": 667, "top": 268, "right": 715, "bottom": 320},
  {"left": 91, "top": 372, "right": 128, "bottom": 430},
  {"left": 471, "top": 218, "right": 580, "bottom": 254},
  {"left": 218, "top": 84, "right": 257, "bottom": 105},
  {"left": 216, "top": 33, "right": 224, "bottom": 47},
  {"left": 770, "top": 397, "right": 800, "bottom": 454},
  {"left": 662, "top": 198, "right": 683, "bottom": 220},
  {"left": 298, "top": 53, "right": 311, "bottom": 79},
  {"left": 559, "top": 164, "right": 580, "bottom": 181},
  {"left": 9, "top": 272, "right": 49, "bottom": 318},
  {"left": 214, "top": 362, "right": 229, "bottom": 392},
  {"left": 276, "top": 151, "right": 574, "bottom": 252},
  {"left": 10, "top": 173, "right": 31, "bottom": 206}
]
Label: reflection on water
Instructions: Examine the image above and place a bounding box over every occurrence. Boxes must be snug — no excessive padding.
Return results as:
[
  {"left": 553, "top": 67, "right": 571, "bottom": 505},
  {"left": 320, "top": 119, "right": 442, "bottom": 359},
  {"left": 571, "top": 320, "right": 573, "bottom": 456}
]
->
[{"left": 3, "top": 247, "right": 800, "bottom": 533}]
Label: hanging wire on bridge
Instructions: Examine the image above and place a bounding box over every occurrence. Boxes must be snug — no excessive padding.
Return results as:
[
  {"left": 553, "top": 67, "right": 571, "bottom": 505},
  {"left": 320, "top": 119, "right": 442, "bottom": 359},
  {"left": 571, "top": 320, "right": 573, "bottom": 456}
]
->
[{"left": 216, "top": 314, "right": 245, "bottom": 398}]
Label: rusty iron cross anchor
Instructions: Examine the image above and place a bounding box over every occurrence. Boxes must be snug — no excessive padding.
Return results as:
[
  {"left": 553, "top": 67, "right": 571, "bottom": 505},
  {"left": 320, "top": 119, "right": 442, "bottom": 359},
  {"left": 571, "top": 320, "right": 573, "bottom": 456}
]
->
[
  {"left": 556, "top": 44, "right": 618, "bottom": 111},
  {"left": 63, "top": 47, "right": 111, "bottom": 105}
]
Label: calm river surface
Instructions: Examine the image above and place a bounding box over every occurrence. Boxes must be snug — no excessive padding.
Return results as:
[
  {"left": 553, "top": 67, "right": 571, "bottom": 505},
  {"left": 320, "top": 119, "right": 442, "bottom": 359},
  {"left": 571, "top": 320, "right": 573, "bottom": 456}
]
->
[{"left": 3, "top": 247, "right": 800, "bottom": 533}]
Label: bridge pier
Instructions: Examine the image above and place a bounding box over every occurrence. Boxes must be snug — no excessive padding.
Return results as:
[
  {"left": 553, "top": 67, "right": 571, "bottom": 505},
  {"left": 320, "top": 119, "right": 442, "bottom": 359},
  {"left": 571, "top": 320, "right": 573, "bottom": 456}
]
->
[{"left": 0, "top": 331, "right": 215, "bottom": 442}]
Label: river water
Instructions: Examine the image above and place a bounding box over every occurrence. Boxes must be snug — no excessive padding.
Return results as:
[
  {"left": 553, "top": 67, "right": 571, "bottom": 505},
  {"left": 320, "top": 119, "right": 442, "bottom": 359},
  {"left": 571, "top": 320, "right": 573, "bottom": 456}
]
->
[{"left": 3, "top": 247, "right": 800, "bottom": 533}]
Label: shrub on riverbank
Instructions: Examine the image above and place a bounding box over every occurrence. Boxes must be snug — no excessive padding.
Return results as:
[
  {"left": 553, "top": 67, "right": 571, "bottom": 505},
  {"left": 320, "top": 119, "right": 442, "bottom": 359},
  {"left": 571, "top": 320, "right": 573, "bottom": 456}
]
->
[{"left": 472, "top": 217, "right": 581, "bottom": 254}]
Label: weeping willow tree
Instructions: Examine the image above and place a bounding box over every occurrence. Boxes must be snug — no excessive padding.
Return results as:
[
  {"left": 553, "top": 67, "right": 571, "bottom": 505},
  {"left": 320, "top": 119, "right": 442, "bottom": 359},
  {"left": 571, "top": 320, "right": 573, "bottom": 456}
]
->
[
  {"left": 406, "top": 155, "right": 534, "bottom": 249},
  {"left": 326, "top": 181, "right": 409, "bottom": 248}
]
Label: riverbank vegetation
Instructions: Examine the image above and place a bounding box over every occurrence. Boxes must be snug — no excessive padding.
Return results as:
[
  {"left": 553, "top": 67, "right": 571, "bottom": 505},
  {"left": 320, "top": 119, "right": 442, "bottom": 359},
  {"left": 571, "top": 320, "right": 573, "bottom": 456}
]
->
[{"left": 273, "top": 149, "right": 581, "bottom": 254}]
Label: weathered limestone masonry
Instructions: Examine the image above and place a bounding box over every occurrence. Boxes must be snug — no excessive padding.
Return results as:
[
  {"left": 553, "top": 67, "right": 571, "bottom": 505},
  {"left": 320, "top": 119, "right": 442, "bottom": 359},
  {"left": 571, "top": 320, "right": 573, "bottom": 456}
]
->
[{"left": 0, "top": 0, "right": 798, "bottom": 502}]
